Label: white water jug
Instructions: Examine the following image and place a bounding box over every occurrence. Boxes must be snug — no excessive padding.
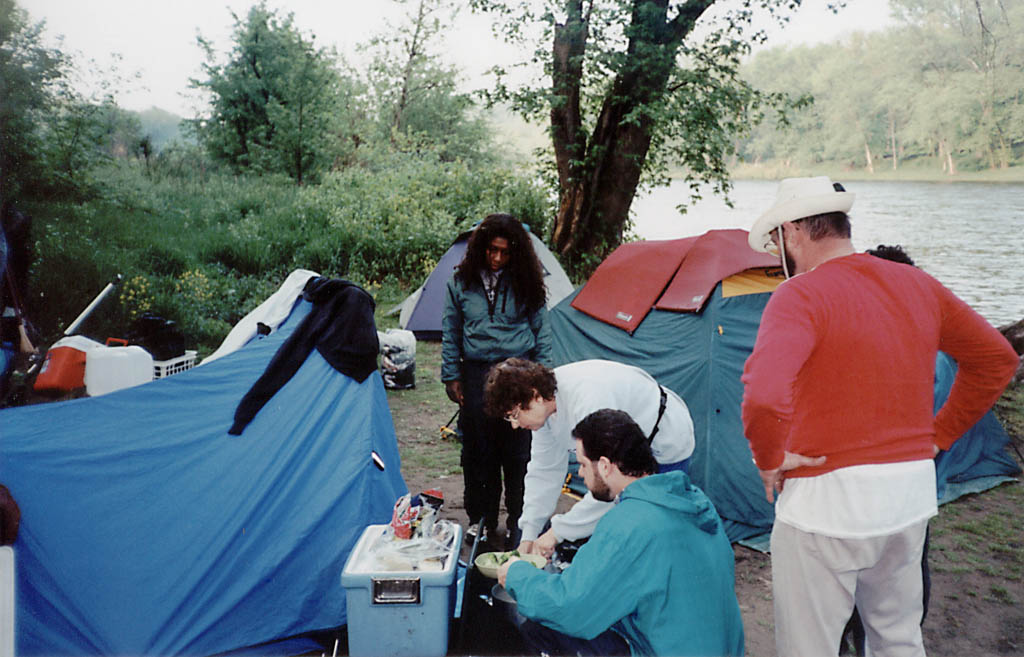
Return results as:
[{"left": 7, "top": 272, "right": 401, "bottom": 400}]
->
[{"left": 84, "top": 345, "right": 154, "bottom": 396}]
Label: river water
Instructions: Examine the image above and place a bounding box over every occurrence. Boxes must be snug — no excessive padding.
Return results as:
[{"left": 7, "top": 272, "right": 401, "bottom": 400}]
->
[{"left": 631, "top": 179, "right": 1024, "bottom": 327}]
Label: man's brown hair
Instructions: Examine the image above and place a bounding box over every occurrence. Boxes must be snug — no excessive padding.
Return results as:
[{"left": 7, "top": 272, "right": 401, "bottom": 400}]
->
[
  {"left": 483, "top": 358, "right": 557, "bottom": 418},
  {"left": 795, "top": 211, "right": 851, "bottom": 240}
]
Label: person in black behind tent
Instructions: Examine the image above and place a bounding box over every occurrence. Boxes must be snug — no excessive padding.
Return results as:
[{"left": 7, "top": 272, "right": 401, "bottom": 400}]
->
[
  {"left": 1, "top": 202, "right": 37, "bottom": 403},
  {"left": 1, "top": 483, "right": 20, "bottom": 545}
]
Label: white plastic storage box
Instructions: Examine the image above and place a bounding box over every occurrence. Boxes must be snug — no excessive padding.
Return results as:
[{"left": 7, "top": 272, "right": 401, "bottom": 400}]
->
[
  {"left": 341, "top": 523, "right": 462, "bottom": 657},
  {"left": 153, "top": 350, "right": 198, "bottom": 379}
]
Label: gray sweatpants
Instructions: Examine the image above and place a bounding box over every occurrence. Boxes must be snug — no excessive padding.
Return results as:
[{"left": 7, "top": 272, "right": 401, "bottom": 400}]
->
[{"left": 770, "top": 518, "right": 928, "bottom": 657}]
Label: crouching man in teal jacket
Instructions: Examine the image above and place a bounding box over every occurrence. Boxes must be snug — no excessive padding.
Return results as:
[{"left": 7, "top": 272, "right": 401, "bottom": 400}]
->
[{"left": 497, "top": 409, "right": 745, "bottom": 656}]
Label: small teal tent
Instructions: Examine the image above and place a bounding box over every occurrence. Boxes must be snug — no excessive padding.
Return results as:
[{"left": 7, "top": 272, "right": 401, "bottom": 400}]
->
[
  {"left": 550, "top": 230, "right": 1020, "bottom": 545},
  {"left": 0, "top": 274, "right": 407, "bottom": 655}
]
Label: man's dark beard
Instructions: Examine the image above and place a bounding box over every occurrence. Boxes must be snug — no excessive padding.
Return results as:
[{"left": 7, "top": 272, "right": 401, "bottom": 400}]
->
[
  {"left": 590, "top": 473, "right": 614, "bottom": 503},
  {"left": 784, "top": 251, "right": 797, "bottom": 276}
]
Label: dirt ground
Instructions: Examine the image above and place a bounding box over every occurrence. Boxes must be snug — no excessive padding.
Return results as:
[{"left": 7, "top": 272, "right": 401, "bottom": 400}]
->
[{"left": 387, "top": 340, "right": 1024, "bottom": 657}]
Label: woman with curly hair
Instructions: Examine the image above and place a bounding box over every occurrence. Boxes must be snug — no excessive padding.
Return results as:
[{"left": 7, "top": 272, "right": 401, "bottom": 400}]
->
[{"left": 441, "top": 213, "right": 551, "bottom": 548}]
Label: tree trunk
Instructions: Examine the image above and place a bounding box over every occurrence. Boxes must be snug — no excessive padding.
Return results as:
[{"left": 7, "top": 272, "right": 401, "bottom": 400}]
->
[
  {"left": 549, "top": 1, "right": 588, "bottom": 202},
  {"left": 863, "top": 140, "right": 874, "bottom": 174},
  {"left": 392, "top": 0, "right": 429, "bottom": 139},
  {"left": 943, "top": 139, "right": 957, "bottom": 175},
  {"left": 551, "top": 102, "right": 655, "bottom": 273},
  {"left": 889, "top": 114, "right": 898, "bottom": 170},
  {"left": 295, "top": 101, "right": 304, "bottom": 186},
  {"left": 548, "top": 0, "right": 710, "bottom": 277}
]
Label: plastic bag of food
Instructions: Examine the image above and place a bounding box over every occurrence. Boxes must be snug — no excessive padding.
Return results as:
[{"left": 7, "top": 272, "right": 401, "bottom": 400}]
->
[
  {"left": 390, "top": 490, "right": 446, "bottom": 539},
  {"left": 370, "top": 513, "right": 459, "bottom": 571},
  {"left": 378, "top": 329, "right": 416, "bottom": 389}
]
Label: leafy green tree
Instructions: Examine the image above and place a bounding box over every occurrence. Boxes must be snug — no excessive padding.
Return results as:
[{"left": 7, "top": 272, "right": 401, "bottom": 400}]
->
[
  {"left": 191, "top": 2, "right": 362, "bottom": 184},
  {"left": 740, "top": 0, "right": 1024, "bottom": 174},
  {"left": 364, "top": 0, "right": 491, "bottom": 162},
  {"left": 808, "top": 36, "right": 892, "bottom": 171},
  {"left": 470, "top": 0, "right": 807, "bottom": 275},
  {"left": 739, "top": 46, "right": 819, "bottom": 167},
  {"left": 0, "top": 0, "right": 64, "bottom": 199},
  {"left": 41, "top": 99, "right": 112, "bottom": 187},
  {"left": 892, "top": 0, "right": 1024, "bottom": 172},
  {"left": 861, "top": 31, "right": 918, "bottom": 170},
  {"left": 97, "top": 104, "right": 144, "bottom": 159},
  {"left": 1, "top": 0, "right": 135, "bottom": 200}
]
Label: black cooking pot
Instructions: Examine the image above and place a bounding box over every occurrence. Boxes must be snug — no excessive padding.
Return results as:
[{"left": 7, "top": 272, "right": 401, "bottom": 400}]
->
[{"left": 490, "top": 582, "right": 519, "bottom": 624}]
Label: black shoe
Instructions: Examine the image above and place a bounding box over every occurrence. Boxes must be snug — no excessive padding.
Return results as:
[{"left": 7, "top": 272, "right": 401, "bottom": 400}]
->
[{"left": 480, "top": 526, "right": 499, "bottom": 550}]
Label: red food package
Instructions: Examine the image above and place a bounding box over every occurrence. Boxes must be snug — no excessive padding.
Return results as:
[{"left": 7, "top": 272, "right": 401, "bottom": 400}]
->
[
  {"left": 420, "top": 489, "right": 444, "bottom": 510},
  {"left": 390, "top": 493, "right": 422, "bottom": 540}
]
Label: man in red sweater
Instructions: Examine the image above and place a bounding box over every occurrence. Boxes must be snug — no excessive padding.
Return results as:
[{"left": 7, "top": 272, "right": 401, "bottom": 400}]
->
[{"left": 741, "top": 176, "right": 1019, "bottom": 657}]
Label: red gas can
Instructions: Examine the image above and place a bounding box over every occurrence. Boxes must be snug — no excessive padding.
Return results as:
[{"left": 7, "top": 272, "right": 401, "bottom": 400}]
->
[{"left": 33, "top": 336, "right": 102, "bottom": 394}]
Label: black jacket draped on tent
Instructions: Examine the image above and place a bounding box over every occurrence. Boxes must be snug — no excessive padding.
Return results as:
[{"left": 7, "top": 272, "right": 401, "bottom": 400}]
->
[{"left": 229, "top": 277, "right": 379, "bottom": 435}]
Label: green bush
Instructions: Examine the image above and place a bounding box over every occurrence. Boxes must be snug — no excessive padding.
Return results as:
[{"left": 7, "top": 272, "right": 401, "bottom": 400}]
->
[
  {"left": 22, "top": 153, "right": 554, "bottom": 356},
  {"left": 309, "top": 152, "right": 553, "bottom": 284}
]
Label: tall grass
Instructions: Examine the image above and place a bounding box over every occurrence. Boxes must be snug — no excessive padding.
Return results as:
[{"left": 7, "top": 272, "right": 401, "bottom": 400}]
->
[{"left": 24, "top": 154, "right": 553, "bottom": 355}]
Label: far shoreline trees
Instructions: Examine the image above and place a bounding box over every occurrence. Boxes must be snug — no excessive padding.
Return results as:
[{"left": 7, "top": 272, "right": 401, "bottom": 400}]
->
[{"left": 739, "top": 0, "right": 1024, "bottom": 176}]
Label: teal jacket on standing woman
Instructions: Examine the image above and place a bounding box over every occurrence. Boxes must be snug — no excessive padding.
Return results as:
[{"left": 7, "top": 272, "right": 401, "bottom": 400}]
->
[{"left": 441, "top": 273, "right": 551, "bottom": 382}]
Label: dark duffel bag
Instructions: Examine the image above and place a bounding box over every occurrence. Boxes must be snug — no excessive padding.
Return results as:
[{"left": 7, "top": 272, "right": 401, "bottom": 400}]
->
[{"left": 127, "top": 312, "right": 185, "bottom": 361}]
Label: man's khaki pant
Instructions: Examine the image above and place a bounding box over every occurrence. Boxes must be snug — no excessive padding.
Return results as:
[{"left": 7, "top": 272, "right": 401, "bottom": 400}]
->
[{"left": 770, "top": 519, "right": 928, "bottom": 657}]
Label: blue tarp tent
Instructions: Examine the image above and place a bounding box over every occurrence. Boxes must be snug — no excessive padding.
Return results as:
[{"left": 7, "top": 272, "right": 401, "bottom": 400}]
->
[
  {"left": 1, "top": 289, "right": 407, "bottom": 655},
  {"left": 550, "top": 230, "right": 1020, "bottom": 546}
]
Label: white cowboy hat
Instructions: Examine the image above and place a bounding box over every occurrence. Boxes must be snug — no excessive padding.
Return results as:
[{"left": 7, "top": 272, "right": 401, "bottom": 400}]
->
[{"left": 748, "top": 176, "right": 855, "bottom": 253}]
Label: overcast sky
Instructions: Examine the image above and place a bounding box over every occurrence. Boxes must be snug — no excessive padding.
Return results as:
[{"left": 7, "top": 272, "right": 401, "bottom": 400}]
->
[{"left": 21, "top": 0, "right": 896, "bottom": 117}]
